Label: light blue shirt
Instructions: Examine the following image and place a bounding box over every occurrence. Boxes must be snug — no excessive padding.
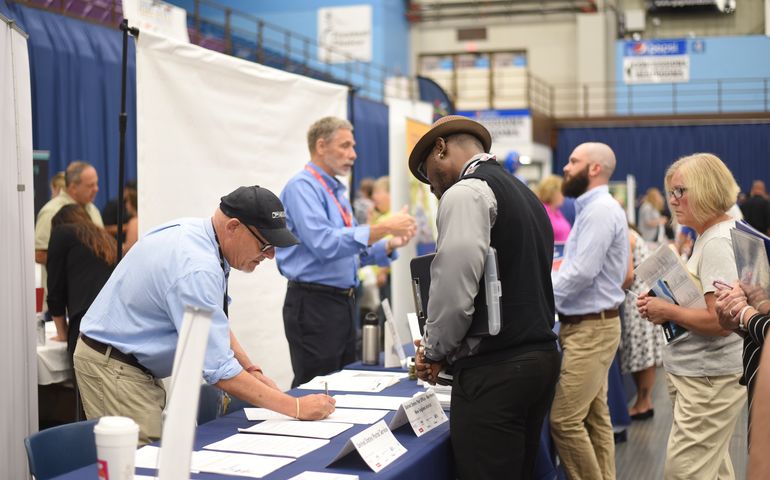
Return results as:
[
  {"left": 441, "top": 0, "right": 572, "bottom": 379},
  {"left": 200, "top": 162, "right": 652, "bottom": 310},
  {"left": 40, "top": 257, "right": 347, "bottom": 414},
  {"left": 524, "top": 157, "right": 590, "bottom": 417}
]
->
[
  {"left": 79, "top": 218, "right": 241, "bottom": 384},
  {"left": 276, "top": 162, "right": 395, "bottom": 288},
  {"left": 553, "top": 185, "right": 629, "bottom": 315}
]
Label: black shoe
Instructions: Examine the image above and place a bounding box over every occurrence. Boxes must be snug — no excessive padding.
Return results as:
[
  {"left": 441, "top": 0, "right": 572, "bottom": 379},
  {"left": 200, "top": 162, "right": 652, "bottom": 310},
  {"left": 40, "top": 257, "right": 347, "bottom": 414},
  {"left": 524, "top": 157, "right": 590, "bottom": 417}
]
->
[{"left": 630, "top": 409, "right": 654, "bottom": 421}]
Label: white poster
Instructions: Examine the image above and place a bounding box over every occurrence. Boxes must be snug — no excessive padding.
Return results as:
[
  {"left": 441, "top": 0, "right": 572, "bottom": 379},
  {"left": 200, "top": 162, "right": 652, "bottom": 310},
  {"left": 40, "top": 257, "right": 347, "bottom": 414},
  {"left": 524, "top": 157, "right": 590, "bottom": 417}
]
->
[
  {"left": 136, "top": 31, "right": 348, "bottom": 389},
  {"left": 623, "top": 39, "right": 690, "bottom": 84},
  {"left": 122, "top": 0, "right": 189, "bottom": 43},
  {"left": 318, "top": 5, "right": 372, "bottom": 63}
]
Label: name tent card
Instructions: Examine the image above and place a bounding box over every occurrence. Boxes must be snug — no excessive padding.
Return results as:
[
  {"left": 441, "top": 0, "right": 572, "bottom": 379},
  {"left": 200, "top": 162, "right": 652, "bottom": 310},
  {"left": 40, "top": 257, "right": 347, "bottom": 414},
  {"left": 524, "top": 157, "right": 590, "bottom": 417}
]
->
[
  {"left": 328, "top": 420, "right": 406, "bottom": 473},
  {"left": 388, "top": 390, "right": 448, "bottom": 437}
]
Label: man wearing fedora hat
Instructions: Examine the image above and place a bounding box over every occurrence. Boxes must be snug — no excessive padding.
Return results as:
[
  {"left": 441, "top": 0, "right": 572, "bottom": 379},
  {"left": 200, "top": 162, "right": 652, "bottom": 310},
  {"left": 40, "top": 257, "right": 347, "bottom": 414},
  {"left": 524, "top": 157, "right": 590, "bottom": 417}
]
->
[
  {"left": 276, "top": 116, "right": 417, "bottom": 388},
  {"left": 74, "top": 186, "right": 336, "bottom": 445},
  {"left": 411, "top": 115, "right": 560, "bottom": 479}
]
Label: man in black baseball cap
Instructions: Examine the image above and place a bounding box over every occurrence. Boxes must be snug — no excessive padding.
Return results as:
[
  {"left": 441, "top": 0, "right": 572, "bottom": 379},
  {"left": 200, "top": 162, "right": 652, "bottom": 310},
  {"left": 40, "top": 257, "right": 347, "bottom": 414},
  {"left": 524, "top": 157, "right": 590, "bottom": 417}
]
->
[
  {"left": 220, "top": 185, "right": 299, "bottom": 249},
  {"left": 75, "top": 185, "right": 333, "bottom": 445}
]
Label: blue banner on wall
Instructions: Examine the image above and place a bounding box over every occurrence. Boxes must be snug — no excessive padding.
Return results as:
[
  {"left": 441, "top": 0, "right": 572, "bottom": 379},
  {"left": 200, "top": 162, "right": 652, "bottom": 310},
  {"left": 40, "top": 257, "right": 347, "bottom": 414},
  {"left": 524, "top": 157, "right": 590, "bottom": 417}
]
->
[{"left": 624, "top": 39, "right": 687, "bottom": 56}]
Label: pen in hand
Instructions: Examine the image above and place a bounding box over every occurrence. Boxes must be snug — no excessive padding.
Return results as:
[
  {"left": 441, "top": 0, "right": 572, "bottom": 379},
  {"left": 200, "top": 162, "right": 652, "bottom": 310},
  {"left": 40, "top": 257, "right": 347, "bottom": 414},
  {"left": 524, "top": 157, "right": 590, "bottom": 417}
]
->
[
  {"left": 625, "top": 289, "right": 642, "bottom": 297},
  {"left": 324, "top": 381, "right": 328, "bottom": 398}
]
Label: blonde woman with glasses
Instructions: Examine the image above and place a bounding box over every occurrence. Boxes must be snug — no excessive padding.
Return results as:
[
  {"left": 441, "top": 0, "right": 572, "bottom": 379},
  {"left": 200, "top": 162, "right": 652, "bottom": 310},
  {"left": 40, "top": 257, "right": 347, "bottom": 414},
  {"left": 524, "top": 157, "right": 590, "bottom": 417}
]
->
[{"left": 636, "top": 153, "right": 745, "bottom": 480}]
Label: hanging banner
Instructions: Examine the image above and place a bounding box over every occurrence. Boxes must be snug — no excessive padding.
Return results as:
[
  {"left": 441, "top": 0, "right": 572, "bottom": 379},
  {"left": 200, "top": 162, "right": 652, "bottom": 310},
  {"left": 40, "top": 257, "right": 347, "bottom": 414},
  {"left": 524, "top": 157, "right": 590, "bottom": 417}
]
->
[
  {"left": 623, "top": 39, "right": 689, "bottom": 84},
  {"left": 122, "top": 0, "right": 189, "bottom": 43},
  {"left": 318, "top": 5, "right": 372, "bottom": 63}
]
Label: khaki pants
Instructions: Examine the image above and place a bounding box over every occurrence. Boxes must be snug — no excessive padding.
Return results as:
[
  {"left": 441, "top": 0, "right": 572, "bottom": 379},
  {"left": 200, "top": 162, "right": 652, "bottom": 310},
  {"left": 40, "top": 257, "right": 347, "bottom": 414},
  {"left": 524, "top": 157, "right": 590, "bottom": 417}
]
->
[
  {"left": 550, "top": 317, "right": 621, "bottom": 480},
  {"left": 73, "top": 337, "right": 166, "bottom": 446},
  {"left": 664, "top": 371, "right": 745, "bottom": 480}
]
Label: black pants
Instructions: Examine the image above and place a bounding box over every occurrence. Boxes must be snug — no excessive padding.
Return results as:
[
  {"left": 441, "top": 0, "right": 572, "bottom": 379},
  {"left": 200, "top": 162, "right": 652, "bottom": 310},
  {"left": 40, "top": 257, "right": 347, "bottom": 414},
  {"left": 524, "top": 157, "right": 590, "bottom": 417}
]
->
[
  {"left": 283, "top": 285, "right": 356, "bottom": 388},
  {"left": 451, "top": 348, "right": 561, "bottom": 480}
]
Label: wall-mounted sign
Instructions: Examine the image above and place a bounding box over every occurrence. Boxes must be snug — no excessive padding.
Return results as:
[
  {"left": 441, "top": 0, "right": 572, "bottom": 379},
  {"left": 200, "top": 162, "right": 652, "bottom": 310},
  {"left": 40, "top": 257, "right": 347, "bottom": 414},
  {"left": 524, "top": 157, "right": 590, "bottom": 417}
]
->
[
  {"left": 623, "top": 39, "right": 689, "bottom": 84},
  {"left": 318, "top": 5, "right": 372, "bottom": 63}
]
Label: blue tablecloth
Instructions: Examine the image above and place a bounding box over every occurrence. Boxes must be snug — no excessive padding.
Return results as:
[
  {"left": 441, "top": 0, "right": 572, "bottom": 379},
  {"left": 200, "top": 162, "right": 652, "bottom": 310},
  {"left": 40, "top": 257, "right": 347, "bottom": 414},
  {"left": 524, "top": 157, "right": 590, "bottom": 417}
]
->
[
  {"left": 52, "top": 337, "right": 626, "bottom": 480},
  {"left": 52, "top": 374, "right": 564, "bottom": 480}
]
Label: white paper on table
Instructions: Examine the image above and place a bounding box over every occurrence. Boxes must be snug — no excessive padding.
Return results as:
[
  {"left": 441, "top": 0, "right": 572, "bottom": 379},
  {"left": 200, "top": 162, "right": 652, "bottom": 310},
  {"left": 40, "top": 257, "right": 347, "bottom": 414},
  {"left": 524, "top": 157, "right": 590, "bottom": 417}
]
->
[
  {"left": 389, "top": 390, "right": 448, "bottom": 436},
  {"left": 203, "top": 433, "right": 328, "bottom": 458},
  {"left": 191, "top": 449, "right": 294, "bottom": 478},
  {"left": 288, "top": 472, "right": 359, "bottom": 480},
  {"left": 135, "top": 446, "right": 294, "bottom": 478},
  {"left": 298, "top": 370, "right": 406, "bottom": 392},
  {"left": 332, "top": 394, "right": 412, "bottom": 410},
  {"left": 328, "top": 420, "right": 407, "bottom": 473},
  {"left": 245, "top": 407, "right": 388, "bottom": 425},
  {"left": 238, "top": 419, "right": 353, "bottom": 439}
]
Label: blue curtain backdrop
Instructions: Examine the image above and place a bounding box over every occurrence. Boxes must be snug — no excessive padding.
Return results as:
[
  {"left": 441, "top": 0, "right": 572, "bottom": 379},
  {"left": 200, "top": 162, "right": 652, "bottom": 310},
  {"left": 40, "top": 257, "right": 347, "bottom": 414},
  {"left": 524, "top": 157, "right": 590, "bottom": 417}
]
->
[
  {"left": 5, "top": 2, "right": 137, "bottom": 210},
  {"left": 350, "top": 95, "right": 389, "bottom": 193},
  {"left": 556, "top": 124, "right": 770, "bottom": 199}
]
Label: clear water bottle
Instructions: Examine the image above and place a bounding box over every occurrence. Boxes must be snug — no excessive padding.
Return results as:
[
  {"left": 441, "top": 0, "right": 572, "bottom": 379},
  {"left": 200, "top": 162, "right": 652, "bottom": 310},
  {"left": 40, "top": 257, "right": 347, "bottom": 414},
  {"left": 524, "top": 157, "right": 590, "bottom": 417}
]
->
[
  {"left": 36, "top": 312, "right": 46, "bottom": 346},
  {"left": 362, "top": 312, "right": 380, "bottom": 365}
]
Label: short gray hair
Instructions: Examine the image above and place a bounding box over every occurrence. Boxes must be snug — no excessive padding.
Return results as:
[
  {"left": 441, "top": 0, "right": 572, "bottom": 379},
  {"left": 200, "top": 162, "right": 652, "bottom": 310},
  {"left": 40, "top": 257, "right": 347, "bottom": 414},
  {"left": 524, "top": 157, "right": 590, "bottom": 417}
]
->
[
  {"left": 307, "top": 117, "right": 353, "bottom": 154},
  {"left": 65, "top": 161, "right": 94, "bottom": 187}
]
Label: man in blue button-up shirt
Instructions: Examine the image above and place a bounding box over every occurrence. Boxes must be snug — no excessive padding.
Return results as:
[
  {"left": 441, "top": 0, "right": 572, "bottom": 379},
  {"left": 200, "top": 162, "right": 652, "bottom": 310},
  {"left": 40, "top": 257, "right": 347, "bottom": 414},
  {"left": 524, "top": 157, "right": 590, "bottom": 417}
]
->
[
  {"left": 549, "top": 143, "right": 629, "bottom": 480},
  {"left": 276, "top": 117, "right": 417, "bottom": 387},
  {"left": 75, "top": 186, "right": 336, "bottom": 445}
]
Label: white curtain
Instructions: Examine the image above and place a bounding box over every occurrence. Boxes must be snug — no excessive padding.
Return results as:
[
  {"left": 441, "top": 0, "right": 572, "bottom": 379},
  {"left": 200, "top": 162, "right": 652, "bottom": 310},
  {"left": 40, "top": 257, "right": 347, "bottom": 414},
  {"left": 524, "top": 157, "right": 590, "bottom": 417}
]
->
[
  {"left": 0, "top": 12, "right": 37, "bottom": 479},
  {"left": 136, "top": 31, "right": 348, "bottom": 389}
]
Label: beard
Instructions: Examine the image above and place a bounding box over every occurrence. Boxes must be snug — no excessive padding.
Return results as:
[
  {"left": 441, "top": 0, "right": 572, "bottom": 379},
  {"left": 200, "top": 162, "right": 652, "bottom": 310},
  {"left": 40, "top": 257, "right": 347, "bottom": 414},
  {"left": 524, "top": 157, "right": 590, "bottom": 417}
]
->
[{"left": 562, "top": 166, "right": 590, "bottom": 198}]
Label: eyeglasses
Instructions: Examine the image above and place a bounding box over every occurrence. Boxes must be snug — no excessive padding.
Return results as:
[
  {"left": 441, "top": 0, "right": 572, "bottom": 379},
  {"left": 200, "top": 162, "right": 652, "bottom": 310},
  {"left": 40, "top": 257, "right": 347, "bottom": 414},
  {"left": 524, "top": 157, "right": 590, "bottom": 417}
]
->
[
  {"left": 668, "top": 186, "right": 688, "bottom": 200},
  {"left": 243, "top": 224, "right": 274, "bottom": 253}
]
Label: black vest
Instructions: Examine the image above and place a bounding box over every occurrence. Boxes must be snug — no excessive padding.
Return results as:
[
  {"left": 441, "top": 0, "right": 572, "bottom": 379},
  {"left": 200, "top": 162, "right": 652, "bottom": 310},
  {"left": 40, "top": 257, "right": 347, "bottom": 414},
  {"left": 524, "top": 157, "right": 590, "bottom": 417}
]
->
[{"left": 456, "top": 160, "right": 558, "bottom": 369}]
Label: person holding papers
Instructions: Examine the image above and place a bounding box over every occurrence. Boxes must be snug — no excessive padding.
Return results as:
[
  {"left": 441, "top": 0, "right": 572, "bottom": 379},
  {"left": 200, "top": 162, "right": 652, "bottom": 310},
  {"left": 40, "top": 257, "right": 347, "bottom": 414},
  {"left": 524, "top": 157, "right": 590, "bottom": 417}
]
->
[
  {"left": 408, "top": 115, "right": 560, "bottom": 480},
  {"left": 74, "top": 186, "right": 335, "bottom": 445},
  {"left": 636, "top": 153, "right": 745, "bottom": 480},
  {"left": 550, "top": 142, "right": 628, "bottom": 480}
]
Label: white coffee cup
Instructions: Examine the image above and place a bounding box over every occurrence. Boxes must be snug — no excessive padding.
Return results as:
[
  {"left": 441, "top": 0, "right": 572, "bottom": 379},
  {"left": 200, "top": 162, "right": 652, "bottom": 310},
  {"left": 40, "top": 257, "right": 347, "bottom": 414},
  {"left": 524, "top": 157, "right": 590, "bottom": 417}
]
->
[{"left": 94, "top": 416, "right": 139, "bottom": 480}]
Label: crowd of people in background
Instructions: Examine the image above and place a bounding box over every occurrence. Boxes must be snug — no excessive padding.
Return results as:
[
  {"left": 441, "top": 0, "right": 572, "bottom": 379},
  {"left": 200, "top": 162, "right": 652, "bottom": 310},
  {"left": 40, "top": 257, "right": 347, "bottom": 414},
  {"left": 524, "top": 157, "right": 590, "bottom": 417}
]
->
[{"left": 32, "top": 115, "right": 770, "bottom": 478}]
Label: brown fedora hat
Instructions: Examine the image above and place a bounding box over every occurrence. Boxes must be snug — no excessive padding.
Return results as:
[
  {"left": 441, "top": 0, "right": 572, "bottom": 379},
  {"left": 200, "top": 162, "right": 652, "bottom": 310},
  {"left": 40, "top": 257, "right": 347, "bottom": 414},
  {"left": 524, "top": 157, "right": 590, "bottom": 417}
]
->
[{"left": 408, "top": 115, "right": 492, "bottom": 184}]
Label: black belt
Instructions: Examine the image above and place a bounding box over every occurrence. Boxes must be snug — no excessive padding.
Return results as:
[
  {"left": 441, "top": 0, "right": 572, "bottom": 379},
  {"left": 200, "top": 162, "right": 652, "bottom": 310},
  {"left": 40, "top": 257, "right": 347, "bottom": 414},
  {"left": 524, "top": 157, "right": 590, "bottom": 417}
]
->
[
  {"left": 288, "top": 280, "right": 355, "bottom": 297},
  {"left": 80, "top": 334, "right": 151, "bottom": 375}
]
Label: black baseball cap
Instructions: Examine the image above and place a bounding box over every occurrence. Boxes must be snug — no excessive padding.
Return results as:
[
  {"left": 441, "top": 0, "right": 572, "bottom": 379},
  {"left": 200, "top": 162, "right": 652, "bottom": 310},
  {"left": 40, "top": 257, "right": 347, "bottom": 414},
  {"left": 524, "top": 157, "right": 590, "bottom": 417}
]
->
[{"left": 219, "top": 186, "right": 299, "bottom": 248}]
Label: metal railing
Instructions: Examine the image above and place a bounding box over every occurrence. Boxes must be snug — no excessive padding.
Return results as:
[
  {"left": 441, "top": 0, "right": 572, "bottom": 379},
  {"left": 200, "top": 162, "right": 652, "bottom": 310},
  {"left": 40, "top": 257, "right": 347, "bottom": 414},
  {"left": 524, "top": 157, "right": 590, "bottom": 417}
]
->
[{"left": 12, "top": 0, "right": 770, "bottom": 118}]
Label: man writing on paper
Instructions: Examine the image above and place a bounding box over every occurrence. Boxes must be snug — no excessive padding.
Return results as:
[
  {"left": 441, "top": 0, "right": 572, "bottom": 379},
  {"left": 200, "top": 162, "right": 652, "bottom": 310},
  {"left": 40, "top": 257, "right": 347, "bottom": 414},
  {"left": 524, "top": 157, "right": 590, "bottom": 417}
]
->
[
  {"left": 410, "top": 116, "right": 560, "bottom": 479},
  {"left": 276, "top": 117, "right": 417, "bottom": 387},
  {"left": 75, "top": 186, "right": 335, "bottom": 445},
  {"left": 550, "top": 143, "right": 628, "bottom": 480}
]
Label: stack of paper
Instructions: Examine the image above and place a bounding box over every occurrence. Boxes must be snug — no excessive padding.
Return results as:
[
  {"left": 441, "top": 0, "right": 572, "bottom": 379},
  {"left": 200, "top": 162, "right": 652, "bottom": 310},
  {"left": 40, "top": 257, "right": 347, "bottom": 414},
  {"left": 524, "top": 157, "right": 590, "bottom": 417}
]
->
[
  {"left": 135, "top": 445, "right": 294, "bottom": 478},
  {"left": 244, "top": 407, "right": 388, "bottom": 425},
  {"left": 238, "top": 419, "right": 353, "bottom": 439},
  {"left": 298, "top": 370, "right": 407, "bottom": 393},
  {"left": 413, "top": 388, "right": 451, "bottom": 410},
  {"left": 203, "top": 433, "right": 329, "bottom": 458},
  {"left": 332, "top": 394, "right": 411, "bottom": 410}
]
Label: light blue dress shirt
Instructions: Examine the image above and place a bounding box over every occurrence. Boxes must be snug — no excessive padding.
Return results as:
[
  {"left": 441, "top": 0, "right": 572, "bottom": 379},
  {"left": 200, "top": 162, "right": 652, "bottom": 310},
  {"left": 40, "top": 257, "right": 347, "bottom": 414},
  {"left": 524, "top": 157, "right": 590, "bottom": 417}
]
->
[
  {"left": 276, "top": 162, "right": 395, "bottom": 289},
  {"left": 79, "top": 218, "right": 241, "bottom": 384},
  {"left": 553, "top": 185, "right": 629, "bottom": 315}
]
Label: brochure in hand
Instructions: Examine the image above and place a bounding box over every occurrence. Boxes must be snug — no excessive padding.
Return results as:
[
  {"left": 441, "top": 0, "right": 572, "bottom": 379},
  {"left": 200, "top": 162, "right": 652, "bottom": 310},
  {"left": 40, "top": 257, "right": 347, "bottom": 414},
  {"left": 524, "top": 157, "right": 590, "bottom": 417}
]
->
[{"left": 648, "top": 279, "right": 689, "bottom": 344}]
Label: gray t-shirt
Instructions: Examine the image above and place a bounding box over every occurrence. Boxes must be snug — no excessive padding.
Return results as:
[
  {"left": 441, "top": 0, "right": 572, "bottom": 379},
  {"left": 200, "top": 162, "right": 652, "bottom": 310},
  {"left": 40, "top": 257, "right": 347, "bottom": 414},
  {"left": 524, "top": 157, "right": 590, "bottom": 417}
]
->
[
  {"left": 638, "top": 202, "right": 661, "bottom": 242},
  {"left": 662, "top": 219, "right": 743, "bottom": 377}
]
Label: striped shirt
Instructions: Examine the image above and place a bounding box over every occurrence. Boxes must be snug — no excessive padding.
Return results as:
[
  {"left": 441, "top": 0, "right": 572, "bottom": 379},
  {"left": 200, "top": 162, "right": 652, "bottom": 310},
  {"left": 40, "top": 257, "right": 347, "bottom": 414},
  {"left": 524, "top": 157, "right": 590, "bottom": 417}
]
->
[{"left": 743, "top": 312, "right": 770, "bottom": 447}]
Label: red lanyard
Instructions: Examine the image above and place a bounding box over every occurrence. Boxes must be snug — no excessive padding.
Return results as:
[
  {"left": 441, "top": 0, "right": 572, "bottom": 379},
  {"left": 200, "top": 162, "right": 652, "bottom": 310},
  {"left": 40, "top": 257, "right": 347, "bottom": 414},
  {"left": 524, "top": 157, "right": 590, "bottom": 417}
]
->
[{"left": 305, "top": 165, "right": 352, "bottom": 227}]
